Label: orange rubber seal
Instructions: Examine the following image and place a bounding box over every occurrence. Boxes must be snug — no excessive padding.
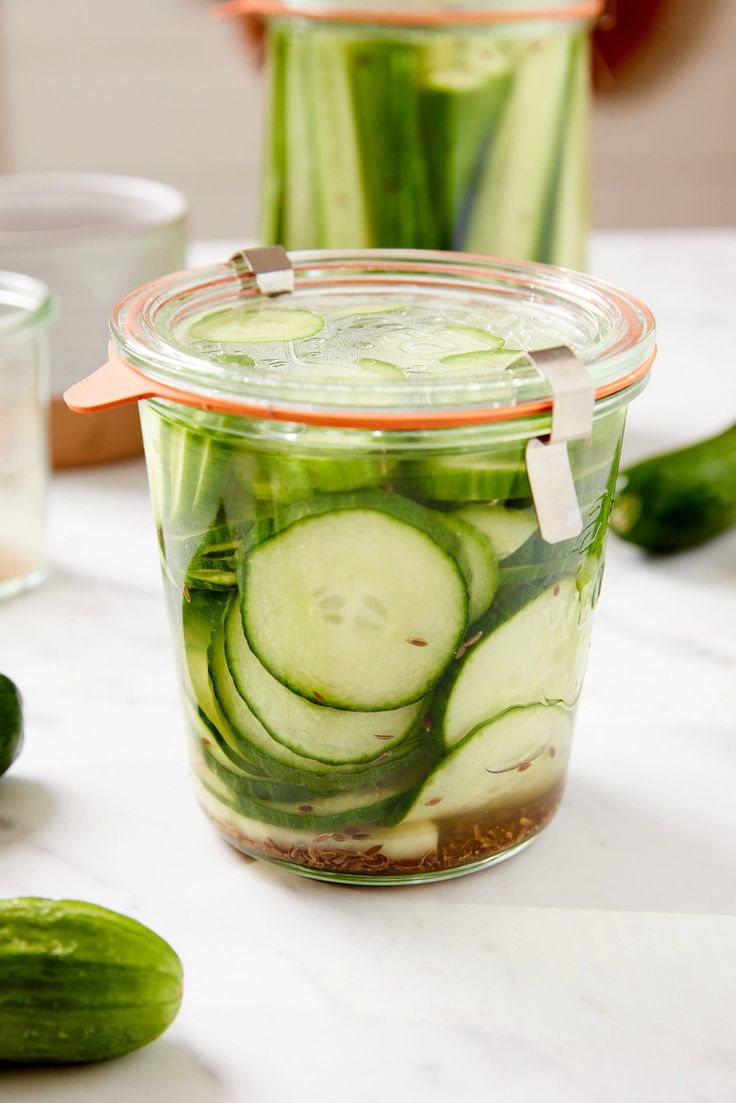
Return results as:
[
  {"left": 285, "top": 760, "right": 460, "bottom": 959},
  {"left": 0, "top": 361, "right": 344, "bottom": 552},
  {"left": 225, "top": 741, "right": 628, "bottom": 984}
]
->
[
  {"left": 213, "top": 0, "right": 604, "bottom": 26},
  {"left": 65, "top": 343, "right": 655, "bottom": 431}
]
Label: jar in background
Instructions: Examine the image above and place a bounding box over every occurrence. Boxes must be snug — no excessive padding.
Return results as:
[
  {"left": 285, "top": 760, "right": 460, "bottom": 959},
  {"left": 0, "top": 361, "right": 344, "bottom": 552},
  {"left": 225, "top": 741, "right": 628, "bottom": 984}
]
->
[
  {"left": 0, "top": 272, "right": 53, "bottom": 599},
  {"left": 222, "top": 0, "right": 601, "bottom": 265},
  {"left": 0, "top": 174, "right": 187, "bottom": 468}
]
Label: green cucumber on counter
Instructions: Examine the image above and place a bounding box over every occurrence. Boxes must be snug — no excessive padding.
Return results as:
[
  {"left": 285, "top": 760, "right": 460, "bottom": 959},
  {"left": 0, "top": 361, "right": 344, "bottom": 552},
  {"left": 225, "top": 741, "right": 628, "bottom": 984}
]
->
[
  {"left": 0, "top": 898, "right": 182, "bottom": 1065},
  {"left": 0, "top": 675, "right": 22, "bottom": 779},
  {"left": 612, "top": 422, "right": 736, "bottom": 552}
]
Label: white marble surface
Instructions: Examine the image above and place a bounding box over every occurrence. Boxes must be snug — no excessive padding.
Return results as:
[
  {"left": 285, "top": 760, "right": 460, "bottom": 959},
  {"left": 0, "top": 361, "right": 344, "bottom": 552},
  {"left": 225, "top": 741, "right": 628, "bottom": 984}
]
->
[{"left": 1, "top": 231, "right": 735, "bottom": 1102}]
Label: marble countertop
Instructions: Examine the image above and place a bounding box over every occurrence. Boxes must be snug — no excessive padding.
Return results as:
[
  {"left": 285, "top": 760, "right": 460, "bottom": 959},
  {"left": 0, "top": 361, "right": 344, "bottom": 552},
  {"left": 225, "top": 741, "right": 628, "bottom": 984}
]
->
[{"left": 1, "top": 231, "right": 735, "bottom": 1102}]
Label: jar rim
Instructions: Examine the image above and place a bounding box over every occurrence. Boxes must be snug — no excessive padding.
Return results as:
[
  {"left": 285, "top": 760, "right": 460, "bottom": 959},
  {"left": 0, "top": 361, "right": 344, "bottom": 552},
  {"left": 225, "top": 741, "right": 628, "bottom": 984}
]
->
[
  {"left": 70, "top": 249, "right": 658, "bottom": 432},
  {"left": 0, "top": 270, "right": 55, "bottom": 338},
  {"left": 0, "top": 173, "right": 188, "bottom": 248},
  {"left": 214, "top": 0, "right": 603, "bottom": 27}
]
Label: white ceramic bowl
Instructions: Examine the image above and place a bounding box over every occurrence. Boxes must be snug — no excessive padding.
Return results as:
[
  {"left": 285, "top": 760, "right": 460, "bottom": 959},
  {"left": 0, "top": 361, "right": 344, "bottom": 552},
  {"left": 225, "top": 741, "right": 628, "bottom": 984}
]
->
[{"left": 0, "top": 173, "right": 188, "bottom": 395}]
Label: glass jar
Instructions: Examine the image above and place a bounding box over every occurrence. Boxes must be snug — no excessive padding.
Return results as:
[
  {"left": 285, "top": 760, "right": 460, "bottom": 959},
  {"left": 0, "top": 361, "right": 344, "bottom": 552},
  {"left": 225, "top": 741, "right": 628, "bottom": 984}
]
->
[
  {"left": 0, "top": 272, "right": 53, "bottom": 600},
  {"left": 223, "top": 0, "right": 601, "bottom": 265},
  {"left": 66, "top": 248, "right": 655, "bottom": 883}
]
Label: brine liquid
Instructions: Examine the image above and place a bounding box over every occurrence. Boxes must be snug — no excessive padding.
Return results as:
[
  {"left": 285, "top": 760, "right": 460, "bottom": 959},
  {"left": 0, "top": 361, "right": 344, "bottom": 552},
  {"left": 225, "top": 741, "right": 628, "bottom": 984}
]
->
[{"left": 0, "top": 338, "right": 47, "bottom": 599}]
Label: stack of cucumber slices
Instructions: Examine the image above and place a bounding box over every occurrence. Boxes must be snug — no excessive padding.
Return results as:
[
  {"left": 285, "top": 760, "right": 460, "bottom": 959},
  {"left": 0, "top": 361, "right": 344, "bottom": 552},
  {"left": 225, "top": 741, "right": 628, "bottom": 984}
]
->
[
  {"left": 169, "top": 420, "right": 620, "bottom": 868},
  {"left": 153, "top": 298, "right": 625, "bottom": 872}
]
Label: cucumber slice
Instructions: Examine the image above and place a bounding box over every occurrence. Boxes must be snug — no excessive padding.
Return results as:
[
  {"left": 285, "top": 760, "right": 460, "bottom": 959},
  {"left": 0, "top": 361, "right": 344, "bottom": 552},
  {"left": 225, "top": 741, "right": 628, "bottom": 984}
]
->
[
  {"left": 302, "top": 359, "right": 404, "bottom": 382},
  {"left": 182, "top": 591, "right": 229, "bottom": 729},
  {"left": 189, "top": 306, "right": 325, "bottom": 345},
  {"left": 185, "top": 566, "right": 238, "bottom": 592},
  {"left": 185, "top": 590, "right": 429, "bottom": 792},
  {"left": 332, "top": 303, "right": 402, "bottom": 319},
  {"left": 440, "top": 515, "right": 499, "bottom": 623},
  {"left": 397, "top": 449, "right": 529, "bottom": 503},
  {"left": 442, "top": 578, "right": 588, "bottom": 748},
  {"left": 144, "top": 411, "right": 229, "bottom": 536},
  {"left": 397, "top": 414, "right": 622, "bottom": 506},
  {"left": 196, "top": 780, "right": 440, "bottom": 858},
  {"left": 224, "top": 598, "right": 423, "bottom": 765},
  {"left": 401, "top": 704, "right": 571, "bottom": 823},
  {"left": 227, "top": 442, "right": 395, "bottom": 507},
  {"left": 189, "top": 705, "right": 319, "bottom": 804},
  {"left": 438, "top": 349, "right": 526, "bottom": 372},
  {"left": 455, "top": 505, "right": 538, "bottom": 561},
  {"left": 210, "top": 626, "right": 330, "bottom": 772},
  {"left": 356, "top": 358, "right": 404, "bottom": 378},
  {"left": 444, "top": 327, "right": 505, "bottom": 349},
  {"left": 195, "top": 761, "right": 407, "bottom": 832},
  {"left": 241, "top": 493, "right": 469, "bottom": 711}
]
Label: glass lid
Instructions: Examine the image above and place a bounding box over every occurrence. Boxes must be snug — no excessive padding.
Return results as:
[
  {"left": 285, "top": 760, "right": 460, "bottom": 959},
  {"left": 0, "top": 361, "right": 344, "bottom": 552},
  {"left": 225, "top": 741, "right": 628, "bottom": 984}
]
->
[{"left": 104, "top": 249, "right": 655, "bottom": 429}]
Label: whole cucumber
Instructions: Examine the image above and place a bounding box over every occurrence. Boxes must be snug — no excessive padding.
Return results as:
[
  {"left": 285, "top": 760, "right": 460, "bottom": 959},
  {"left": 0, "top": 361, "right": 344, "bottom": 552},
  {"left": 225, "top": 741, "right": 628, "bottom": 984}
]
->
[
  {"left": 611, "top": 422, "right": 736, "bottom": 552},
  {"left": 0, "top": 675, "right": 23, "bottom": 778},
  {"left": 0, "top": 898, "right": 183, "bottom": 1065}
]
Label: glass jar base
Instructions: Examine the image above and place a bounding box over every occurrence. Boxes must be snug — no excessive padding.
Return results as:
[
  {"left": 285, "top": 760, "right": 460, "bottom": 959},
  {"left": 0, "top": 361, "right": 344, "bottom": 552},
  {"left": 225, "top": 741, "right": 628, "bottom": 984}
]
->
[
  {"left": 0, "top": 565, "right": 47, "bottom": 602},
  {"left": 201, "top": 789, "right": 563, "bottom": 886}
]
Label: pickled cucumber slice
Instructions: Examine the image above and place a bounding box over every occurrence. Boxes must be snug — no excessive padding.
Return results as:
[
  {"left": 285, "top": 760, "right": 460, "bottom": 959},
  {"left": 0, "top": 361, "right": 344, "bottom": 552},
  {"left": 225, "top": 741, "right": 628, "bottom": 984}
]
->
[
  {"left": 223, "top": 598, "right": 423, "bottom": 765},
  {"left": 401, "top": 704, "right": 571, "bottom": 823},
  {"left": 397, "top": 450, "right": 529, "bottom": 503},
  {"left": 440, "top": 514, "right": 499, "bottom": 623},
  {"left": 438, "top": 348, "right": 526, "bottom": 372},
  {"left": 241, "top": 493, "right": 469, "bottom": 711},
  {"left": 455, "top": 505, "right": 538, "bottom": 561},
  {"left": 189, "top": 306, "right": 325, "bottom": 344},
  {"left": 197, "top": 780, "right": 440, "bottom": 855},
  {"left": 442, "top": 578, "right": 588, "bottom": 748}
]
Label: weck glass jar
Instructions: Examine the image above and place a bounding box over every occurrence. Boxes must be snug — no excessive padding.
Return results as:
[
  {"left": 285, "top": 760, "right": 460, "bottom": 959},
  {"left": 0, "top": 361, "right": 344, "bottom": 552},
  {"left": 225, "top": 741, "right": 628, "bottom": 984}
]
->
[
  {"left": 219, "top": 0, "right": 602, "bottom": 265},
  {"left": 65, "top": 247, "right": 655, "bottom": 883},
  {"left": 0, "top": 272, "right": 53, "bottom": 599}
]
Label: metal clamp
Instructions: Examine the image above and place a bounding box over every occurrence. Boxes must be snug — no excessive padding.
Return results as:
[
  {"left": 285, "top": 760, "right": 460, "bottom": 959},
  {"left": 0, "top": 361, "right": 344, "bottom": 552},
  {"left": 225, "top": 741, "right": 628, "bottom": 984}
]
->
[
  {"left": 229, "top": 245, "right": 294, "bottom": 296},
  {"left": 525, "top": 346, "right": 595, "bottom": 545}
]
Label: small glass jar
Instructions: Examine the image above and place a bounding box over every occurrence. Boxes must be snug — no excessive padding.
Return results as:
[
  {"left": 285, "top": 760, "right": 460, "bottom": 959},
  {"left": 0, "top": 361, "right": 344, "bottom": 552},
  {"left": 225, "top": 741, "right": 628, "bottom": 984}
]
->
[
  {"left": 66, "top": 248, "right": 655, "bottom": 883},
  {"left": 224, "top": 0, "right": 601, "bottom": 265},
  {"left": 0, "top": 272, "right": 53, "bottom": 600}
]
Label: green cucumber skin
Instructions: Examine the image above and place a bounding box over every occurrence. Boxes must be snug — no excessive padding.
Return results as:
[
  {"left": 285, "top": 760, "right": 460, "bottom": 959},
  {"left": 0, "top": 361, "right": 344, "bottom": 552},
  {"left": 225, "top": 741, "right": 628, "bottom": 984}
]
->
[
  {"left": 260, "top": 24, "right": 588, "bottom": 265},
  {"left": 0, "top": 675, "right": 22, "bottom": 778},
  {"left": 0, "top": 899, "right": 182, "bottom": 1065},
  {"left": 612, "top": 423, "right": 736, "bottom": 553}
]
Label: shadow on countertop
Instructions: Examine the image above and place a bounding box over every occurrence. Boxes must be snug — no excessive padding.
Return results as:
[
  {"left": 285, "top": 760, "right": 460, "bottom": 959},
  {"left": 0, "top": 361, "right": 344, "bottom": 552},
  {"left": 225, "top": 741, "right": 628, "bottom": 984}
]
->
[
  {"left": 0, "top": 1041, "right": 226, "bottom": 1103},
  {"left": 0, "top": 777, "right": 56, "bottom": 843}
]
